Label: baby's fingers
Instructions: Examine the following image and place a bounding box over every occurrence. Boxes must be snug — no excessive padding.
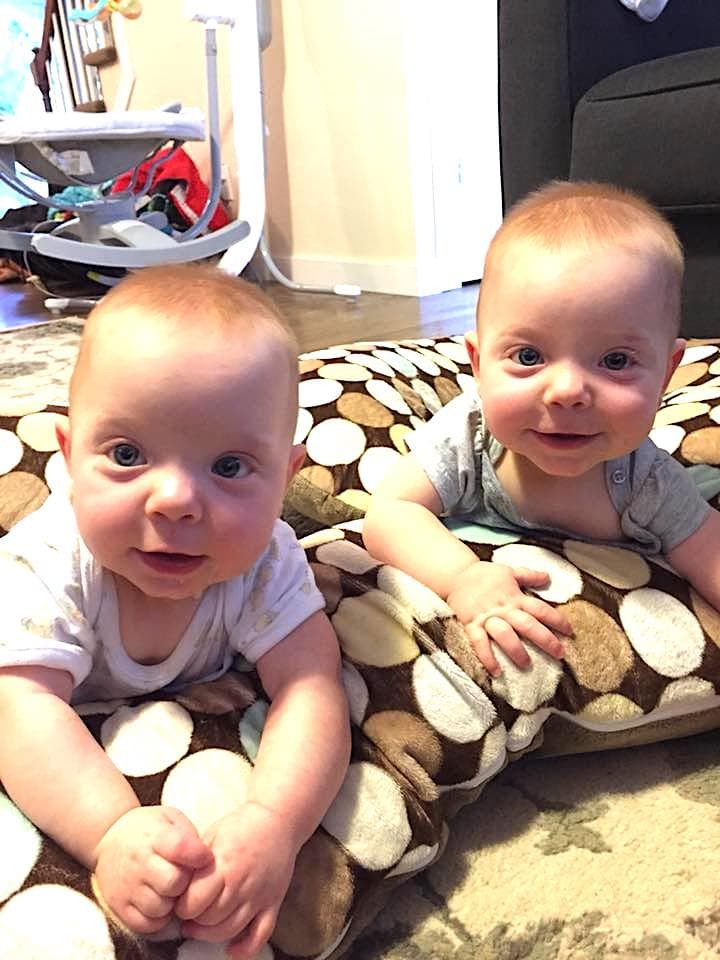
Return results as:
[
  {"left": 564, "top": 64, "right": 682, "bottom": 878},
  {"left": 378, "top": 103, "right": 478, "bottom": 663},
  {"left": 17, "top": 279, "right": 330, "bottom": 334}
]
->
[
  {"left": 512, "top": 566, "right": 551, "bottom": 589},
  {"left": 500, "top": 608, "right": 565, "bottom": 661},
  {"left": 520, "top": 595, "right": 572, "bottom": 641},
  {"left": 175, "top": 869, "right": 225, "bottom": 921},
  {"left": 153, "top": 809, "right": 213, "bottom": 871},
  {"left": 146, "top": 855, "right": 193, "bottom": 899},
  {"left": 118, "top": 903, "right": 171, "bottom": 936},
  {"left": 227, "top": 909, "right": 277, "bottom": 960},
  {"left": 130, "top": 884, "right": 177, "bottom": 922},
  {"left": 482, "top": 615, "right": 532, "bottom": 671},
  {"left": 464, "top": 621, "right": 502, "bottom": 677},
  {"left": 182, "top": 902, "right": 256, "bottom": 944},
  {"left": 112, "top": 888, "right": 174, "bottom": 935}
]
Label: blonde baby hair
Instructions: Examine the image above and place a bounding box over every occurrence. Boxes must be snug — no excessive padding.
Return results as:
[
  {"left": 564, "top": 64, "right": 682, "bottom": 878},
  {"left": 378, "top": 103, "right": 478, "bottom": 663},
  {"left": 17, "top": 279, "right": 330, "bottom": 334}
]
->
[
  {"left": 69, "top": 263, "right": 300, "bottom": 427},
  {"left": 481, "top": 180, "right": 684, "bottom": 331}
]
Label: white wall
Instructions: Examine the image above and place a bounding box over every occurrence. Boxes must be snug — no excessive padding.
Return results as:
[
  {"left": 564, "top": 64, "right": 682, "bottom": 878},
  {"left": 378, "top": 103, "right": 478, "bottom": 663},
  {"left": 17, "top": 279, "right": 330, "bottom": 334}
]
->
[
  {"left": 99, "top": 2, "right": 237, "bottom": 183},
  {"left": 263, "top": 0, "right": 501, "bottom": 295},
  {"left": 99, "top": 0, "right": 502, "bottom": 295},
  {"left": 400, "top": 2, "right": 502, "bottom": 293}
]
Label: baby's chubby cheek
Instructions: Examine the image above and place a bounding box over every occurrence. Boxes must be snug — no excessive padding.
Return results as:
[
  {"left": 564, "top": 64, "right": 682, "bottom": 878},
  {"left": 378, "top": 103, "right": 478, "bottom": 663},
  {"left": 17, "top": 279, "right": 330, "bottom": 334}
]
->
[{"left": 481, "top": 402, "right": 524, "bottom": 444}]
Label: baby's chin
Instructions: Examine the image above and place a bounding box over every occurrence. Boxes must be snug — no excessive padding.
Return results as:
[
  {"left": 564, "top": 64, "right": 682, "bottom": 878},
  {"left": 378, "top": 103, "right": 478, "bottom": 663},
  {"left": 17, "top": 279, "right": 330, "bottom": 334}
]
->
[
  {"left": 517, "top": 448, "right": 608, "bottom": 480},
  {"left": 122, "top": 567, "right": 253, "bottom": 602},
  {"left": 107, "top": 551, "right": 261, "bottom": 601},
  {"left": 139, "top": 584, "right": 205, "bottom": 601},
  {"left": 108, "top": 562, "right": 211, "bottom": 603},
  {"left": 115, "top": 575, "right": 205, "bottom": 603}
]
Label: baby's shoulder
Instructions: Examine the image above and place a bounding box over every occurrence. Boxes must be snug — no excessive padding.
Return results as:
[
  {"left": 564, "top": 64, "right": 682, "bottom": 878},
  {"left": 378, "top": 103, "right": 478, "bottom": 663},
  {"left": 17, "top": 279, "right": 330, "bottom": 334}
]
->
[
  {"left": 220, "top": 519, "right": 310, "bottom": 602},
  {"left": 0, "top": 494, "right": 98, "bottom": 629},
  {"left": 220, "top": 519, "right": 321, "bottom": 651},
  {"left": 628, "top": 437, "right": 687, "bottom": 490},
  {"left": 1, "top": 493, "right": 78, "bottom": 562},
  {"left": 410, "top": 389, "right": 486, "bottom": 454}
]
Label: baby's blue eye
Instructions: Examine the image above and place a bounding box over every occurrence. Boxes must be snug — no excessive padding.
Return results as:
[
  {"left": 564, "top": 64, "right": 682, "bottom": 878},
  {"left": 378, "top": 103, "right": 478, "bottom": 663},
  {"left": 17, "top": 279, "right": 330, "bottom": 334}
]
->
[
  {"left": 513, "top": 346, "right": 542, "bottom": 366},
  {"left": 111, "top": 443, "right": 143, "bottom": 467},
  {"left": 601, "top": 351, "right": 631, "bottom": 371},
  {"left": 213, "top": 455, "right": 248, "bottom": 479}
]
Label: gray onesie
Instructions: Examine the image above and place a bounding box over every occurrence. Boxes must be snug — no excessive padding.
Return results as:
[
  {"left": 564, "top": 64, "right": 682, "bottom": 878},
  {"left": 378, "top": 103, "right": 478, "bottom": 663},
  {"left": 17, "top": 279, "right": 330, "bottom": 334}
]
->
[{"left": 407, "top": 391, "right": 710, "bottom": 555}]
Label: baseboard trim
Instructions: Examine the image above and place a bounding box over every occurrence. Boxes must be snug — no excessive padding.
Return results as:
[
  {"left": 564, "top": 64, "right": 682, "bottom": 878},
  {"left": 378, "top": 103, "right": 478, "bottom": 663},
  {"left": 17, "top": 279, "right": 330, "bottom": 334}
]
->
[{"left": 270, "top": 255, "right": 462, "bottom": 297}]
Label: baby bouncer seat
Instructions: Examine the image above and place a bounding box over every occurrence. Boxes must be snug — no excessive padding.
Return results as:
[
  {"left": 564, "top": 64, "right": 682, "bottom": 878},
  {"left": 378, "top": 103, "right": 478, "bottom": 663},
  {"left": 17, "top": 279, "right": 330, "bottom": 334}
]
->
[
  {"left": 0, "top": 0, "right": 269, "bottom": 285},
  {"left": 0, "top": 105, "right": 250, "bottom": 270},
  {"left": 0, "top": 0, "right": 357, "bottom": 306}
]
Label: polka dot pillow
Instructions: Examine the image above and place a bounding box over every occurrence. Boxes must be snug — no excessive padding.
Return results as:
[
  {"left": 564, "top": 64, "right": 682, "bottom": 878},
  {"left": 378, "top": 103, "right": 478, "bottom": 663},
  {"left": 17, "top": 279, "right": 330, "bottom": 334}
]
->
[
  {"left": 0, "top": 395, "right": 488, "bottom": 960},
  {"left": 4, "top": 337, "right": 720, "bottom": 960},
  {"left": 290, "top": 335, "right": 720, "bottom": 753},
  {"left": 287, "top": 337, "right": 475, "bottom": 528},
  {"left": 288, "top": 336, "right": 720, "bottom": 524}
]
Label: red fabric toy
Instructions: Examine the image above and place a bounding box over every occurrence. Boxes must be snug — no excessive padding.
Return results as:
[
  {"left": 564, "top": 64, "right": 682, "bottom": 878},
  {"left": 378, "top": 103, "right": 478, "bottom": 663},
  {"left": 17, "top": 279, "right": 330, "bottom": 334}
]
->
[{"left": 111, "top": 146, "right": 230, "bottom": 232}]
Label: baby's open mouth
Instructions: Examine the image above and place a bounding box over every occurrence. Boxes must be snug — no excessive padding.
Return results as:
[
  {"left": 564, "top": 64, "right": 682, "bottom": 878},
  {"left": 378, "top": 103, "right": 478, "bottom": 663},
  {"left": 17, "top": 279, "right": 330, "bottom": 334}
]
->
[
  {"left": 137, "top": 551, "right": 205, "bottom": 574},
  {"left": 149, "top": 552, "right": 197, "bottom": 562},
  {"left": 533, "top": 431, "right": 597, "bottom": 448}
]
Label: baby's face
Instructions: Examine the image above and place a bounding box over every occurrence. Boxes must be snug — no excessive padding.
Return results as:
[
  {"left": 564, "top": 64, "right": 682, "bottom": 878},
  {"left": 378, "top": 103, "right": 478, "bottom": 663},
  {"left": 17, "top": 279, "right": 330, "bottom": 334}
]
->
[
  {"left": 469, "top": 243, "right": 685, "bottom": 479},
  {"left": 58, "top": 318, "right": 302, "bottom": 601}
]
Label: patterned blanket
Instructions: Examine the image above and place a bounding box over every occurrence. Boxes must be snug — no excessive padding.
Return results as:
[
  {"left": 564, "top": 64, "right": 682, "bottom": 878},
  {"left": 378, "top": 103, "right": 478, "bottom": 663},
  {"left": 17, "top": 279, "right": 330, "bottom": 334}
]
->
[{"left": 2, "top": 331, "right": 720, "bottom": 959}]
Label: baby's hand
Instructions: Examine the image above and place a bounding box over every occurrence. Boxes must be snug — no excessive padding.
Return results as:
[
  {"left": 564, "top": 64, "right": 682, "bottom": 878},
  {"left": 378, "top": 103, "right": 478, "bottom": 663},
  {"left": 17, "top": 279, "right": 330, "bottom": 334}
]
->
[
  {"left": 447, "top": 560, "right": 571, "bottom": 676},
  {"left": 176, "top": 802, "right": 297, "bottom": 959},
  {"left": 93, "top": 805, "right": 213, "bottom": 935}
]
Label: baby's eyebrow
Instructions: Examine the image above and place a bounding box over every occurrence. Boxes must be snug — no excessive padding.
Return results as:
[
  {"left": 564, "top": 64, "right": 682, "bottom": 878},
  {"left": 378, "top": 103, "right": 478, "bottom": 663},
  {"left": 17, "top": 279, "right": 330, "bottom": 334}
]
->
[
  {"left": 87, "top": 418, "right": 137, "bottom": 439},
  {"left": 494, "top": 327, "right": 543, "bottom": 344},
  {"left": 609, "top": 332, "right": 655, "bottom": 348},
  {"left": 230, "top": 431, "right": 283, "bottom": 460}
]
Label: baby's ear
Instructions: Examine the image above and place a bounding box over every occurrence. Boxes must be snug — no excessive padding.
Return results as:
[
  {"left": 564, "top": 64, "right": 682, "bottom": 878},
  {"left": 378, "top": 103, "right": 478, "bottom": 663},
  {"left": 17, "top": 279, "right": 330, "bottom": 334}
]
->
[
  {"left": 464, "top": 330, "right": 481, "bottom": 379},
  {"left": 285, "top": 444, "right": 306, "bottom": 487},
  {"left": 55, "top": 415, "right": 71, "bottom": 463},
  {"left": 663, "top": 338, "right": 687, "bottom": 393}
]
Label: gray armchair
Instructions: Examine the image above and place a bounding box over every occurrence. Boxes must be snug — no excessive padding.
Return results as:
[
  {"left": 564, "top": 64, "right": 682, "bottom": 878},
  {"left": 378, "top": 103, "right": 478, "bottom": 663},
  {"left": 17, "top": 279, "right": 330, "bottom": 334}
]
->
[{"left": 498, "top": 0, "right": 720, "bottom": 337}]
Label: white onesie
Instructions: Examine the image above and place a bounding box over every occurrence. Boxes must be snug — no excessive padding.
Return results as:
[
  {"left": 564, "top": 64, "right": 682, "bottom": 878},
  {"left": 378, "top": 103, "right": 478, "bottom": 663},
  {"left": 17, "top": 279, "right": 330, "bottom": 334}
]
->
[{"left": 0, "top": 495, "right": 324, "bottom": 705}]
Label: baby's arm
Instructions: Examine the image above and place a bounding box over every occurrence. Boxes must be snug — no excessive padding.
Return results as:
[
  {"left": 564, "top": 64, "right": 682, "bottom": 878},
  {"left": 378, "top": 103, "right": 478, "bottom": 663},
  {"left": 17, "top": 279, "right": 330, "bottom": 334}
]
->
[
  {"left": 667, "top": 509, "right": 720, "bottom": 610},
  {"left": 363, "top": 454, "right": 570, "bottom": 675},
  {"left": 177, "top": 609, "right": 350, "bottom": 959},
  {"left": 0, "top": 665, "right": 211, "bottom": 933}
]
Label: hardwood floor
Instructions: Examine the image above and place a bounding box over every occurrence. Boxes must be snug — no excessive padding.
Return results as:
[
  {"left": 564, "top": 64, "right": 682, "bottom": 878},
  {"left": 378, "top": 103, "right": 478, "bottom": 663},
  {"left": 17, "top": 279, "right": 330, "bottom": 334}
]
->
[
  {"left": 0, "top": 281, "right": 51, "bottom": 331},
  {"left": 0, "top": 278, "right": 479, "bottom": 351},
  {"left": 270, "top": 283, "right": 479, "bottom": 351}
]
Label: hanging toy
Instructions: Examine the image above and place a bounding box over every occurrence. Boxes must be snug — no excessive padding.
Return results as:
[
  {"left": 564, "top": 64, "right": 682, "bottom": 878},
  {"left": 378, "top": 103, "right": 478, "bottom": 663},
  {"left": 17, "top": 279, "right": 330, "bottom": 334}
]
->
[{"left": 69, "top": 0, "right": 142, "bottom": 24}]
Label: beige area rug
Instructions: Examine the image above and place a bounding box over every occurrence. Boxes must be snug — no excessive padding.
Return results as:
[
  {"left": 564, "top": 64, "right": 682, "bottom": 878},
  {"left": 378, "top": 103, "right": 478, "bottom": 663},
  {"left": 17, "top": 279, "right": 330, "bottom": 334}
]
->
[
  {"left": 3, "top": 321, "right": 720, "bottom": 959},
  {"left": 354, "top": 734, "right": 720, "bottom": 960},
  {"left": 0, "top": 318, "right": 82, "bottom": 409}
]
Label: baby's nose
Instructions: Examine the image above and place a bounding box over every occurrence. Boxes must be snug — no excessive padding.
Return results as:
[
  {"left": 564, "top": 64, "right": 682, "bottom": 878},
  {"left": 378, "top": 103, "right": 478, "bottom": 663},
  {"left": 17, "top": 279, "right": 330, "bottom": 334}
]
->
[
  {"left": 146, "top": 470, "right": 202, "bottom": 522},
  {"left": 544, "top": 363, "right": 591, "bottom": 407}
]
